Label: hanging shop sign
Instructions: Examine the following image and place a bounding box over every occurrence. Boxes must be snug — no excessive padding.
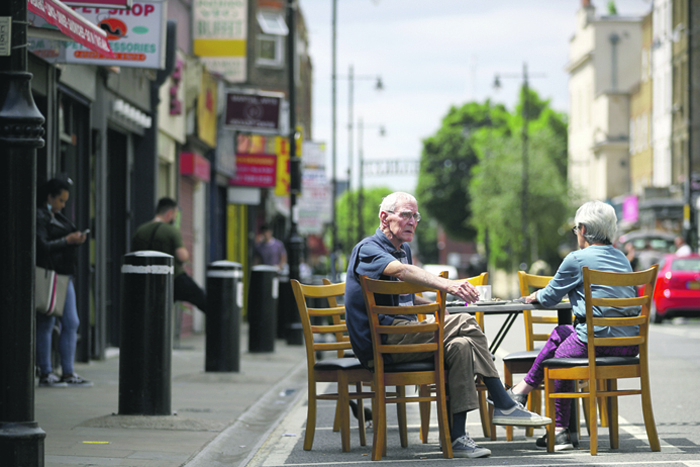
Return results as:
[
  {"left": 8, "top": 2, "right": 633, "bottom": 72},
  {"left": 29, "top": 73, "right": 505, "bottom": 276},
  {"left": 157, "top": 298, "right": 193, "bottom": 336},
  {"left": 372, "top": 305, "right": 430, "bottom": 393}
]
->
[
  {"left": 63, "top": 0, "right": 132, "bottom": 9},
  {"left": 193, "top": 0, "right": 247, "bottom": 83},
  {"left": 28, "top": 0, "right": 165, "bottom": 68},
  {"left": 224, "top": 91, "right": 282, "bottom": 133},
  {"left": 27, "top": 0, "right": 113, "bottom": 57},
  {"left": 229, "top": 154, "right": 276, "bottom": 188}
]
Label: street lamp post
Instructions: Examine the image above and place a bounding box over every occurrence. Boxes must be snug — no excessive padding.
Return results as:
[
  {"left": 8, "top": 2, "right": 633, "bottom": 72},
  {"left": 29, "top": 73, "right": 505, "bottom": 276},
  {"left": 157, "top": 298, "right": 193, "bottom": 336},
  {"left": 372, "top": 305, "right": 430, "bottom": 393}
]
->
[
  {"left": 339, "top": 66, "right": 382, "bottom": 247},
  {"left": 0, "top": 0, "right": 47, "bottom": 465},
  {"left": 493, "top": 62, "right": 544, "bottom": 270},
  {"left": 357, "top": 119, "right": 385, "bottom": 244},
  {"left": 330, "top": 0, "right": 338, "bottom": 281}
]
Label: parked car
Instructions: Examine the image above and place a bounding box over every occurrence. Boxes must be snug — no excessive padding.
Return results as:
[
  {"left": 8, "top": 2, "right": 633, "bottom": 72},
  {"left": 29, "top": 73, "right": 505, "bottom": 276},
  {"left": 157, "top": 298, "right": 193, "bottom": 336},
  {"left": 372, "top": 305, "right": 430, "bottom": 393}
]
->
[
  {"left": 421, "top": 264, "right": 459, "bottom": 302},
  {"left": 649, "top": 253, "right": 700, "bottom": 323},
  {"left": 617, "top": 229, "right": 677, "bottom": 271}
]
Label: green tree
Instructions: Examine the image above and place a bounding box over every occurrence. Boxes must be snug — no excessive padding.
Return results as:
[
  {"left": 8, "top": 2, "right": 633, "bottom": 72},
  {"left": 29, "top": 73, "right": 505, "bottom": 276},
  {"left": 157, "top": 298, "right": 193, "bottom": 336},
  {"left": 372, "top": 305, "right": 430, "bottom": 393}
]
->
[
  {"left": 335, "top": 186, "right": 393, "bottom": 256},
  {"left": 416, "top": 101, "right": 510, "bottom": 242},
  {"left": 469, "top": 88, "right": 570, "bottom": 269},
  {"left": 417, "top": 88, "right": 570, "bottom": 271}
]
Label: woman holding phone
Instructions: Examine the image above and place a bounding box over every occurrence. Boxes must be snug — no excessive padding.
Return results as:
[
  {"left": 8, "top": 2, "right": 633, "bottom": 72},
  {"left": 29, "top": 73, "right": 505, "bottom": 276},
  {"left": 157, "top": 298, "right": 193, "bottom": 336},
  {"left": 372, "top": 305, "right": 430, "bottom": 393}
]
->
[{"left": 36, "top": 178, "right": 92, "bottom": 387}]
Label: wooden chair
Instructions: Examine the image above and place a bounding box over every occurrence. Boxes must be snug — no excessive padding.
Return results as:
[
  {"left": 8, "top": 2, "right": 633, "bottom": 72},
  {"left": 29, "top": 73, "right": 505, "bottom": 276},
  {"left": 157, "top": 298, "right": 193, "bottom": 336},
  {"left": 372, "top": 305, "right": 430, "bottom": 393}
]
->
[
  {"left": 417, "top": 272, "right": 493, "bottom": 441},
  {"left": 359, "top": 274, "right": 453, "bottom": 460},
  {"left": 542, "top": 266, "right": 660, "bottom": 455},
  {"left": 291, "top": 279, "right": 373, "bottom": 452},
  {"left": 501, "top": 272, "right": 555, "bottom": 441}
]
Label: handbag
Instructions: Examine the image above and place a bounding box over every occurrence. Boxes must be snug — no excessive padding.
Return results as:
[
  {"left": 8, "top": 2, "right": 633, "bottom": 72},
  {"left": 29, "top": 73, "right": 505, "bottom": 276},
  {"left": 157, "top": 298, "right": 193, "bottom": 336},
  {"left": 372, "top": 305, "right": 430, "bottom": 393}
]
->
[{"left": 35, "top": 266, "right": 69, "bottom": 317}]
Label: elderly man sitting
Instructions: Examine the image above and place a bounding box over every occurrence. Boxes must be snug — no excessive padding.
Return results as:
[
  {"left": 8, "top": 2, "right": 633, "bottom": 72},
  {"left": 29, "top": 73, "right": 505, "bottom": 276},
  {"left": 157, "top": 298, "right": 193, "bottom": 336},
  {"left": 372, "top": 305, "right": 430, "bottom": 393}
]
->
[{"left": 344, "top": 191, "right": 551, "bottom": 459}]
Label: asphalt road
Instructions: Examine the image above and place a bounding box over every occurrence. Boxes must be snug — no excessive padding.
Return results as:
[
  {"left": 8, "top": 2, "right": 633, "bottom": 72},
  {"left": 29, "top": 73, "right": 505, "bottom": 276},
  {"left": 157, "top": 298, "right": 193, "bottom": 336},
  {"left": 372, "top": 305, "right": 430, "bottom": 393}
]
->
[{"left": 244, "top": 315, "right": 700, "bottom": 467}]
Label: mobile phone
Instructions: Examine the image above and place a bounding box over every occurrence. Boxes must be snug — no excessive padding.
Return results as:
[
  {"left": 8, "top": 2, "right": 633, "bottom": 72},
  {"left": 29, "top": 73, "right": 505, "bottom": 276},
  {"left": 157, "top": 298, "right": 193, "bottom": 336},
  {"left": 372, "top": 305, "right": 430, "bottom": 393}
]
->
[{"left": 82, "top": 229, "right": 91, "bottom": 235}]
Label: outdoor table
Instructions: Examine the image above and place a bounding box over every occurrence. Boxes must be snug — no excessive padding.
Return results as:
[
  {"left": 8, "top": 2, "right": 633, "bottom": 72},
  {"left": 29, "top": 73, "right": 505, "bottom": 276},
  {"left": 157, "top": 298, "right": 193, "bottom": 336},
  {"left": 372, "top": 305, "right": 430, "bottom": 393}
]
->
[{"left": 447, "top": 300, "right": 573, "bottom": 354}]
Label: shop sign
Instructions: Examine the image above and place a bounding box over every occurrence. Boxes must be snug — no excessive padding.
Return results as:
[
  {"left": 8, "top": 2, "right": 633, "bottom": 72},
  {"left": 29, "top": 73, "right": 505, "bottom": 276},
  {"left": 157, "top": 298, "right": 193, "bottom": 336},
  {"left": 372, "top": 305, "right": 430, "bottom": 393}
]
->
[
  {"left": 225, "top": 91, "right": 282, "bottom": 133},
  {"left": 27, "top": 0, "right": 113, "bottom": 57},
  {"left": 229, "top": 154, "right": 276, "bottom": 187},
  {"left": 29, "top": 0, "right": 166, "bottom": 68},
  {"left": 193, "top": 0, "right": 247, "bottom": 83},
  {"left": 180, "top": 152, "right": 211, "bottom": 183},
  {"left": 197, "top": 70, "right": 218, "bottom": 148},
  {"left": 63, "top": 0, "right": 132, "bottom": 9}
]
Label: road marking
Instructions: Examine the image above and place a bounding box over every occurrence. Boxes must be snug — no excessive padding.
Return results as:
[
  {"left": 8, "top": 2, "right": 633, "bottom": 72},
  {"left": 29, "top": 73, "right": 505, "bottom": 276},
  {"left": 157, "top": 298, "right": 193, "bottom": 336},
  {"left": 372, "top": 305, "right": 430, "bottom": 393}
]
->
[{"left": 650, "top": 325, "right": 700, "bottom": 340}]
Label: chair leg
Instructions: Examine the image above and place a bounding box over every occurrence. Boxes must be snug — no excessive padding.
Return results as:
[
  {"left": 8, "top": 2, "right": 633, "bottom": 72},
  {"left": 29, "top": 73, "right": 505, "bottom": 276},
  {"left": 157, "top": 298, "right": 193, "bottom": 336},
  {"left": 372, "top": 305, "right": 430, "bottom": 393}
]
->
[
  {"left": 544, "top": 370, "right": 556, "bottom": 453},
  {"left": 338, "top": 373, "right": 351, "bottom": 452},
  {"left": 640, "top": 365, "right": 661, "bottom": 452},
  {"left": 504, "top": 365, "right": 513, "bottom": 441},
  {"left": 419, "top": 385, "right": 431, "bottom": 443},
  {"left": 477, "top": 384, "right": 491, "bottom": 438},
  {"left": 489, "top": 404, "right": 497, "bottom": 441},
  {"left": 303, "top": 382, "right": 317, "bottom": 451},
  {"left": 525, "top": 389, "right": 539, "bottom": 438},
  {"left": 588, "top": 380, "right": 598, "bottom": 456},
  {"left": 597, "top": 379, "right": 609, "bottom": 428},
  {"left": 580, "top": 380, "right": 592, "bottom": 436},
  {"left": 607, "top": 379, "right": 619, "bottom": 449},
  {"left": 372, "top": 381, "right": 387, "bottom": 461},
  {"left": 332, "top": 400, "right": 341, "bottom": 433},
  {"left": 397, "top": 386, "right": 408, "bottom": 448},
  {"left": 356, "top": 383, "right": 367, "bottom": 447}
]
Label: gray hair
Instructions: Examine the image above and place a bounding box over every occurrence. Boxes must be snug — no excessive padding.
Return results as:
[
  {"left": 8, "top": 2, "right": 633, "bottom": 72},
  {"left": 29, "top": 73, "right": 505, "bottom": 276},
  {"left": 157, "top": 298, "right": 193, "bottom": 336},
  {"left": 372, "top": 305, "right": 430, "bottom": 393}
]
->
[
  {"left": 378, "top": 192, "right": 417, "bottom": 218},
  {"left": 574, "top": 200, "right": 617, "bottom": 245}
]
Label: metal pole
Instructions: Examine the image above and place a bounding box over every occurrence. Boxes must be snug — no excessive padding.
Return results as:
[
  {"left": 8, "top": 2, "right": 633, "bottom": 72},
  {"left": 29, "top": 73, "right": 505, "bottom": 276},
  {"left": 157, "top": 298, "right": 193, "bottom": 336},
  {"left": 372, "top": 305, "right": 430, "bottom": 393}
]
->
[
  {"left": 687, "top": 0, "right": 697, "bottom": 252},
  {"left": 347, "top": 65, "right": 354, "bottom": 247},
  {"left": 286, "top": 0, "right": 303, "bottom": 344},
  {"left": 0, "top": 0, "right": 47, "bottom": 464},
  {"left": 358, "top": 118, "right": 364, "bottom": 244},
  {"left": 521, "top": 63, "right": 530, "bottom": 269},
  {"left": 330, "top": 0, "right": 338, "bottom": 281}
]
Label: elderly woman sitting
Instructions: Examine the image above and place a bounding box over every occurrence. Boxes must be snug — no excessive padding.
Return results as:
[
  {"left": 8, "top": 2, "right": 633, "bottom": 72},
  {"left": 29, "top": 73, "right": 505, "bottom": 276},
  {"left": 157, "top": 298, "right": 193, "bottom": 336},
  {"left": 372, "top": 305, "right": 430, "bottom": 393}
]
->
[{"left": 509, "top": 200, "right": 640, "bottom": 451}]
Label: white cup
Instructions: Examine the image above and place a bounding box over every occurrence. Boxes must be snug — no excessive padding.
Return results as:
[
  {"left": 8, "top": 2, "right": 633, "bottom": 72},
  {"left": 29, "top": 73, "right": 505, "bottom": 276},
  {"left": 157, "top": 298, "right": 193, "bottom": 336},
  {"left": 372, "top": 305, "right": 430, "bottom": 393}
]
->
[{"left": 475, "top": 285, "right": 492, "bottom": 301}]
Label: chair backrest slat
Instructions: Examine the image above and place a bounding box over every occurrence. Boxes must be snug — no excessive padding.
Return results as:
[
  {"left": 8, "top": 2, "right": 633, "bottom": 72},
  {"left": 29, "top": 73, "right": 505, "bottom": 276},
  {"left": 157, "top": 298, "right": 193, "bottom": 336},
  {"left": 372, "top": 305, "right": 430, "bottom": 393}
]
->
[
  {"left": 518, "top": 271, "right": 558, "bottom": 351},
  {"left": 582, "top": 265, "right": 658, "bottom": 368},
  {"left": 291, "top": 279, "right": 353, "bottom": 363},
  {"left": 360, "top": 274, "right": 447, "bottom": 372}
]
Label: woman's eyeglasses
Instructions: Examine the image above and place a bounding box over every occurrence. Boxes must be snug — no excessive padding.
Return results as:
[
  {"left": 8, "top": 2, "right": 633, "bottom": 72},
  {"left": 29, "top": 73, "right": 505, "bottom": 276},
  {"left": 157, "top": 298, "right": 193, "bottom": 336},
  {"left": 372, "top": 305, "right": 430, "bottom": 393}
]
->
[{"left": 571, "top": 225, "right": 579, "bottom": 237}]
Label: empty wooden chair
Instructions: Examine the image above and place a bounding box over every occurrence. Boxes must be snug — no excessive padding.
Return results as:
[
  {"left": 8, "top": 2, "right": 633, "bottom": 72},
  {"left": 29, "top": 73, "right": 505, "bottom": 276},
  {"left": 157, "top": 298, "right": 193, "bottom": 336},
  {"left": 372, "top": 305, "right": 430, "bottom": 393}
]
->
[{"left": 291, "top": 279, "right": 373, "bottom": 452}]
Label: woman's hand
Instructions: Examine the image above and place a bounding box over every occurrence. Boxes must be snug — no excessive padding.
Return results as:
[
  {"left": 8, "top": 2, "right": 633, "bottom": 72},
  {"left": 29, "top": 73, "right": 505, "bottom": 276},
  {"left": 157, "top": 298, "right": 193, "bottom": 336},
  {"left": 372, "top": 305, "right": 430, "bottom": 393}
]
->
[
  {"left": 66, "top": 231, "right": 86, "bottom": 245},
  {"left": 524, "top": 291, "right": 539, "bottom": 303}
]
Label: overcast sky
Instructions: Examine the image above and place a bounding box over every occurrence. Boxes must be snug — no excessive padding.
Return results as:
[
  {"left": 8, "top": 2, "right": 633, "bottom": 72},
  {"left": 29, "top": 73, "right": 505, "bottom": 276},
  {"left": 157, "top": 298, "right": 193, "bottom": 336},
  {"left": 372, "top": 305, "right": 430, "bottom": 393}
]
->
[{"left": 296, "top": 0, "right": 652, "bottom": 192}]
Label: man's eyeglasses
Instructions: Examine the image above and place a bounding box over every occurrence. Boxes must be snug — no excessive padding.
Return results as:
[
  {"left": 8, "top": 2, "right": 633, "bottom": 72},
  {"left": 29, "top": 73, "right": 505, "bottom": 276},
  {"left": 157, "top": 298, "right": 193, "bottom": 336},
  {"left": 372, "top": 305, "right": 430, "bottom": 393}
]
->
[
  {"left": 387, "top": 210, "right": 421, "bottom": 223},
  {"left": 571, "top": 225, "right": 579, "bottom": 237}
]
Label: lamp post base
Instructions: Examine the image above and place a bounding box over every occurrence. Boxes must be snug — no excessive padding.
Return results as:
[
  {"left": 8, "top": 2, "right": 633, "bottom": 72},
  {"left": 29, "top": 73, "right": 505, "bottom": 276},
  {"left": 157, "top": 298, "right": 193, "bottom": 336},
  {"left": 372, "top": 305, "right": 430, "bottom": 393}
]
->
[{"left": 0, "top": 422, "right": 46, "bottom": 467}]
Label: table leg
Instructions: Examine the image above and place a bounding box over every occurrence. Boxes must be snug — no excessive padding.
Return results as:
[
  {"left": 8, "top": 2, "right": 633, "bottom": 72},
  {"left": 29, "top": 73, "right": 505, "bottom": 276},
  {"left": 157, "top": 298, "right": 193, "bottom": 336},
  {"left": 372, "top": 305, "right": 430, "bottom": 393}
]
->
[{"left": 489, "top": 312, "right": 518, "bottom": 354}]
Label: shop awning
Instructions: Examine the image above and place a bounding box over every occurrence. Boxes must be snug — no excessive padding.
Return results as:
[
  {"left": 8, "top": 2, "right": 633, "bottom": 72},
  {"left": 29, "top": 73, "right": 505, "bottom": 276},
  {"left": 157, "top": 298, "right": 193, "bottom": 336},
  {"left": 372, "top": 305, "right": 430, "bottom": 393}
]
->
[{"left": 27, "top": 0, "right": 113, "bottom": 57}]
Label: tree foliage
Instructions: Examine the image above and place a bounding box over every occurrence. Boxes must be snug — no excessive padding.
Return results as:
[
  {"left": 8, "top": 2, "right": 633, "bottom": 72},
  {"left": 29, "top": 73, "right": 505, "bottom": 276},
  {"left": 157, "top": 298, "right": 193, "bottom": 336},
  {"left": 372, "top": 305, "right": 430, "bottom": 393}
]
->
[
  {"left": 336, "top": 186, "right": 393, "bottom": 256},
  {"left": 416, "top": 101, "right": 510, "bottom": 242},
  {"left": 417, "top": 87, "right": 570, "bottom": 271}
]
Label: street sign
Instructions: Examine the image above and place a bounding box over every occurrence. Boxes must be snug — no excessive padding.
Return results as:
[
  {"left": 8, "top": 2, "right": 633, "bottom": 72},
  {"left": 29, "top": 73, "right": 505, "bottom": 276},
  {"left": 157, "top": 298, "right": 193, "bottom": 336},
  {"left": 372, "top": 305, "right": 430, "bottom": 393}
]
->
[{"left": 225, "top": 91, "right": 283, "bottom": 133}]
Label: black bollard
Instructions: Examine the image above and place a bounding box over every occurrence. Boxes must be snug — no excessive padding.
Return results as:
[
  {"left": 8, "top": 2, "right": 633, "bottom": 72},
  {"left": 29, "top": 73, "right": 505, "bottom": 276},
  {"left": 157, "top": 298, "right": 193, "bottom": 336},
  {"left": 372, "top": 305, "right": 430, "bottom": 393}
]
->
[
  {"left": 118, "top": 251, "right": 173, "bottom": 415},
  {"left": 205, "top": 261, "right": 242, "bottom": 372},
  {"left": 276, "top": 269, "right": 290, "bottom": 339},
  {"left": 248, "top": 265, "right": 278, "bottom": 353}
]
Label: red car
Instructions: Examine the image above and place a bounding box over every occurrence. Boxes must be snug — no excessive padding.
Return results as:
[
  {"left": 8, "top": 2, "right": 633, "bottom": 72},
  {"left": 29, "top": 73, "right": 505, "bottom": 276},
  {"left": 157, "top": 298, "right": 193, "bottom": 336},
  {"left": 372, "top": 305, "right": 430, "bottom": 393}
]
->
[{"left": 651, "top": 253, "right": 700, "bottom": 323}]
